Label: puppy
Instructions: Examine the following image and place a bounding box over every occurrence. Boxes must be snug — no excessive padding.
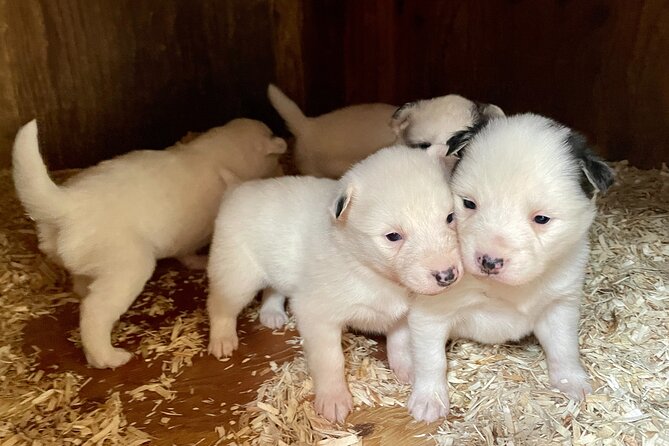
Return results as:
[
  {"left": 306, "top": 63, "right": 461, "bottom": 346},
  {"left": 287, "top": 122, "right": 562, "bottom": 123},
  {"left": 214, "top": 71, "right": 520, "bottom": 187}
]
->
[
  {"left": 267, "top": 84, "right": 503, "bottom": 178},
  {"left": 407, "top": 113, "right": 614, "bottom": 422},
  {"left": 12, "top": 119, "right": 287, "bottom": 369},
  {"left": 206, "top": 146, "right": 461, "bottom": 423}
]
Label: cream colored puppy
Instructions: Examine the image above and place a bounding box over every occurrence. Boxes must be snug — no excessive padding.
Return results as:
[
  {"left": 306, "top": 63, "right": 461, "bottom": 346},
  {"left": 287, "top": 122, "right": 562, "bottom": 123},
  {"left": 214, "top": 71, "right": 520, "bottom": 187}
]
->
[
  {"left": 407, "top": 113, "right": 615, "bottom": 422},
  {"left": 207, "top": 146, "right": 461, "bottom": 423},
  {"left": 12, "top": 119, "right": 287, "bottom": 369},
  {"left": 267, "top": 84, "right": 503, "bottom": 178}
]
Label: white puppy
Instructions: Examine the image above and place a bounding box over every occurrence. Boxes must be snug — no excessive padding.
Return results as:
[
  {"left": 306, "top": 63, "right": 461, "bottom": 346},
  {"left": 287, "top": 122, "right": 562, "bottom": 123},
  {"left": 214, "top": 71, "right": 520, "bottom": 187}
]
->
[
  {"left": 267, "top": 84, "right": 504, "bottom": 178},
  {"left": 407, "top": 114, "right": 615, "bottom": 422},
  {"left": 12, "top": 119, "right": 287, "bottom": 369},
  {"left": 206, "top": 146, "right": 462, "bottom": 423}
]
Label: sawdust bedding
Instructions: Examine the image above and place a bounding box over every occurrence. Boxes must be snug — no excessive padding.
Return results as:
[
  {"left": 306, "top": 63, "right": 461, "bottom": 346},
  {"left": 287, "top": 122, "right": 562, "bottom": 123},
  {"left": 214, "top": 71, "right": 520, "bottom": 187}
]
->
[{"left": 0, "top": 161, "right": 667, "bottom": 445}]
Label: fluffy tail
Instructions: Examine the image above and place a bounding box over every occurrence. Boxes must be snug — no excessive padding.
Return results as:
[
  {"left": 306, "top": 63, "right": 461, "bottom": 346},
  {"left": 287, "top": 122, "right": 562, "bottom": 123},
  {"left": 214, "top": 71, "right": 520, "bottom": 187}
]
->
[
  {"left": 12, "top": 120, "right": 70, "bottom": 222},
  {"left": 267, "top": 84, "right": 309, "bottom": 135}
]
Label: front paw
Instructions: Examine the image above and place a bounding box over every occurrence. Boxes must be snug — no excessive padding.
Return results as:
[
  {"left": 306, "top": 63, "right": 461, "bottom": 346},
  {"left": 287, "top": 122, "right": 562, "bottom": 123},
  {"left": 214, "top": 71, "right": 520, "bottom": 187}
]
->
[
  {"left": 314, "top": 387, "right": 353, "bottom": 423},
  {"left": 85, "top": 347, "right": 133, "bottom": 369},
  {"left": 208, "top": 319, "right": 239, "bottom": 358},
  {"left": 550, "top": 367, "right": 592, "bottom": 399},
  {"left": 259, "top": 307, "right": 289, "bottom": 330},
  {"left": 408, "top": 385, "right": 449, "bottom": 423}
]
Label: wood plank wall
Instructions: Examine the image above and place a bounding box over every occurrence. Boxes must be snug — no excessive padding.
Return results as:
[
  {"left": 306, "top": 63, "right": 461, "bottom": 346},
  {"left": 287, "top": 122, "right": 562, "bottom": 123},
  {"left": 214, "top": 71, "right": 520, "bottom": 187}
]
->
[
  {"left": 0, "top": 0, "right": 283, "bottom": 169},
  {"left": 1, "top": 0, "right": 667, "bottom": 169}
]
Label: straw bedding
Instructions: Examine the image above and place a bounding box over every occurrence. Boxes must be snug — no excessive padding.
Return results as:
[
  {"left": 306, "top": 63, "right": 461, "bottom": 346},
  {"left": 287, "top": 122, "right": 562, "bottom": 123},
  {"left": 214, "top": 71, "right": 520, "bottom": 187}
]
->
[{"left": 0, "top": 161, "right": 667, "bottom": 445}]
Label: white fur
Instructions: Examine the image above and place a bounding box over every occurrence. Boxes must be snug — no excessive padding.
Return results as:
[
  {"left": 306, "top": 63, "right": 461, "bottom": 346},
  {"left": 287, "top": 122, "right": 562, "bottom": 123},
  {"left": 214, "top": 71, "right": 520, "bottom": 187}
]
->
[
  {"left": 408, "top": 114, "right": 604, "bottom": 422},
  {"left": 12, "top": 119, "right": 287, "bottom": 369},
  {"left": 206, "top": 146, "right": 461, "bottom": 423},
  {"left": 267, "top": 84, "right": 503, "bottom": 178},
  {"left": 391, "top": 95, "right": 504, "bottom": 157}
]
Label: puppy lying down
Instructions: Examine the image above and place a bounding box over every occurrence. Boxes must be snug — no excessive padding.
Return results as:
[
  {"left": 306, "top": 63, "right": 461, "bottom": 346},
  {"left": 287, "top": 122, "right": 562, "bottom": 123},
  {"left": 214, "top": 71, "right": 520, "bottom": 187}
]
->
[
  {"left": 407, "top": 114, "right": 615, "bottom": 422},
  {"left": 207, "top": 146, "right": 461, "bottom": 422},
  {"left": 267, "top": 84, "right": 504, "bottom": 178},
  {"left": 12, "top": 119, "right": 287, "bottom": 369}
]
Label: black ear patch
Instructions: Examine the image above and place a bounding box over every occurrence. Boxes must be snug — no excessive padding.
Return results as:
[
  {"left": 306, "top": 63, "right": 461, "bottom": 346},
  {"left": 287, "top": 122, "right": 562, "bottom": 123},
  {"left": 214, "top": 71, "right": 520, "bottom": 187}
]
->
[
  {"left": 446, "top": 120, "right": 488, "bottom": 157},
  {"left": 334, "top": 195, "right": 347, "bottom": 219},
  {"left": 565, "top": 131, "right": 615, "bottom": 197},
  {"left": 392, "top": 101, "right": 418, "bottom": 120}
]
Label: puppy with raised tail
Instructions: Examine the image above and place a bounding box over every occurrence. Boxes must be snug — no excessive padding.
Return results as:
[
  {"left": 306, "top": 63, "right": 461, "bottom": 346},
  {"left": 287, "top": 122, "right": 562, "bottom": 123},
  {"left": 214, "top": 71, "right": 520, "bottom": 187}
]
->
[
  {"left": 206, "top": 146, "right": 461, "bottom": 423},
  {"left": 407, "top": 114, "right": 614, "bottom": 422},
  {"left": 12, "top": 119, "right": 287, "bottom": 369},
  {"left": 267, "top": 84, "right": 504, "bottom": 178}
]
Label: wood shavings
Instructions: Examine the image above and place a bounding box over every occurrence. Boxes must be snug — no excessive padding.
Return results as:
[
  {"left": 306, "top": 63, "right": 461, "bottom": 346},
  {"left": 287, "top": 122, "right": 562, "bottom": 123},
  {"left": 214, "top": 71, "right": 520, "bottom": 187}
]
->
[
  {"left": 222, "top": 162, "right": 669, "bottom": 445},
  {"left": 0, "top": 162, "right": 667, "bottom": 444}
]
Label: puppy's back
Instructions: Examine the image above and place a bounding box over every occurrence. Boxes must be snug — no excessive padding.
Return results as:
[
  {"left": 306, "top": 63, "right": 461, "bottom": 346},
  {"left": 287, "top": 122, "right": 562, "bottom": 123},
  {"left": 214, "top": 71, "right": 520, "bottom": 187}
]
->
[{"left": 214, "top": 176, "right": 338, "bottom": 267}]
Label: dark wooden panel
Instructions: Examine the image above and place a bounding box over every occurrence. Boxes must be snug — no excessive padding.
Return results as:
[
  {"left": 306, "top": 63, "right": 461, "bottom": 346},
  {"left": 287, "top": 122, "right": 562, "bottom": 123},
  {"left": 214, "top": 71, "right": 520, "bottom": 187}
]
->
[
  {"left": 270, "top": 0, "right": 306, "bottom": 114},
  {"left": 0, "top": 1, "right": 22, "bottom": 168},
  {"left": 3, "top": 0, "right": 277, "bottom": 169},
  {"left": 1, "top": 0, "right": 667, "bottom": 169},
  {"left": 301, "top": 0, "right": 669, "bottom": 168}
]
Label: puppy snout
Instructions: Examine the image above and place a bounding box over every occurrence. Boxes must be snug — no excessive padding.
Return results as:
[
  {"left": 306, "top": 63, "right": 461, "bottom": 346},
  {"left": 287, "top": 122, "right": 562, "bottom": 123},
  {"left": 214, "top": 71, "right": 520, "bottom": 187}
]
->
[
  {"left": 479, "top": 254, "right": 504, "bottom": 274},
  {"left": 432, "top": 267, "right": 458, "bottom": 287}
]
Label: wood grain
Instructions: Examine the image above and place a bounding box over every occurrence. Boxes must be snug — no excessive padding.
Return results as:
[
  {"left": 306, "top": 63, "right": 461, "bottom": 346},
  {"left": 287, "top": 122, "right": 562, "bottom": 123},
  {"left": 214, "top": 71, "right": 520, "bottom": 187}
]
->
[
  {"left": 2, "top": 0, "right": 277, "bottom": 169},
  {"left": 0, "top": 1, "right": 667, "bottom": 169}
]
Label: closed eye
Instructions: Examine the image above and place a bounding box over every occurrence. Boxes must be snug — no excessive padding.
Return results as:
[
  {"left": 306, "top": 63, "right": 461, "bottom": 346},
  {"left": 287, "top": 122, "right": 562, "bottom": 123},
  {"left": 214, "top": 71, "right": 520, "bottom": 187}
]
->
[{"left": 410, "top": 142, "right": 432, "bottom": 150}]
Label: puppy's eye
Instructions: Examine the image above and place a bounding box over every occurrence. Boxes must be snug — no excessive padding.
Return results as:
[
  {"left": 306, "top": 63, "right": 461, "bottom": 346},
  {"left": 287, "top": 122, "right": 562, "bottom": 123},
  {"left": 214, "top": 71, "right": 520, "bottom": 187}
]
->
[
  {"left": 463, "top": 199, "right": 477, "bottom": 210},
  {"left": 534, "top": 215, "right": 551, "bottom": 224},
  {"left": 446, "top": 213, "right": 454, "bottom": 224},
  {"left": 385, "top": 232, "right": 403, "bottom": 242},
  {"left": 410, "top": 142, "right": 432, "bottom": 150}
]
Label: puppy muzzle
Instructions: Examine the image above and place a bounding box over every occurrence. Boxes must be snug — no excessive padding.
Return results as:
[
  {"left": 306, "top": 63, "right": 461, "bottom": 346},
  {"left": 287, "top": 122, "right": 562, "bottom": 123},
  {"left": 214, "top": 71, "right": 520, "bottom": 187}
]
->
[{"left": 431, "top": 267, "right": 459, "bottom": 288}]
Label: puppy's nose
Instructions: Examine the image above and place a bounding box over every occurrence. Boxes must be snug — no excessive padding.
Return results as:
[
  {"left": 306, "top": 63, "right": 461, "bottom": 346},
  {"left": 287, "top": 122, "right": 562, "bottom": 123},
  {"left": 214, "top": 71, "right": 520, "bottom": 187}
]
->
[
  {"left": 433, "top": 267, "right": 458, "bottom": 287},
  {"left": 480, "top": 255, "right": 504, "bottom": 273}
]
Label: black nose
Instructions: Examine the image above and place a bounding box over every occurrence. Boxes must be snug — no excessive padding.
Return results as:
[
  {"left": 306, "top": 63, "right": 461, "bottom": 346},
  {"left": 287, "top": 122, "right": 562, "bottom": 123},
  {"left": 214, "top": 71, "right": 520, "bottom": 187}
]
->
[
  {"left": 480, "top": 255, "right": 504, "bottom": 273},
  {"left": 433, "top": 268, "right": 457, "bottom": 287}
]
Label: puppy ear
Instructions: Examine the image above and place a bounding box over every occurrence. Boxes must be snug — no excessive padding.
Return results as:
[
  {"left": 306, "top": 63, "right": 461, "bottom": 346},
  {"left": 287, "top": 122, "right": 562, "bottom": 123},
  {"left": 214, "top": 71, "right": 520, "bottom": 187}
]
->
[
  {"left": 440, "top": 154, "right": 460, "bottom": 175},
  {"left": 475, "top": 101, "right": 505, "bottom": 119},
  {"left": 565, "top": 131, "right": 615, "bottom": 196},
  {"left": 446, "top": 120, "right": 487, "bottom": 157},
  {"left": 332, "top": 184, "right": 354, "bottom": 222},
  {"left": 390, "top": 101, "right": 419, "bottom": 136},
  {"left": 263, "top": 136, "right": 287, "bottom": 155}
]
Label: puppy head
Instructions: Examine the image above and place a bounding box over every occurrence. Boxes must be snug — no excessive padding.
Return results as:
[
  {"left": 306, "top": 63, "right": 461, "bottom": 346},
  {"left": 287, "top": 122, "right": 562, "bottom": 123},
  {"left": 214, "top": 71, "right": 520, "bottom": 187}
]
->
[
  {"left": 201, "top": 118, "right": 287, "bottom": 177},
  {"left": 391, "top": 95, "right": 504, "bottom": 157},
  {"left": 332, "top": 146, "right": 462, "bottom": 295},
  {"left": 447, "top": 113, "right": 614, "bottom": 286}
]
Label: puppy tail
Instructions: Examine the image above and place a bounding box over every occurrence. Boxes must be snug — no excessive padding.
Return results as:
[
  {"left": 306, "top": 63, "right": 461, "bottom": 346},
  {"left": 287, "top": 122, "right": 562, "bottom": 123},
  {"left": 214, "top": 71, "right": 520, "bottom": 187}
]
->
[
  {"left": 267, "top": 84, "right": 309, "bottom": 135},
  {"left": 12, "top": 120, "right": 70, "bottom": 222}
]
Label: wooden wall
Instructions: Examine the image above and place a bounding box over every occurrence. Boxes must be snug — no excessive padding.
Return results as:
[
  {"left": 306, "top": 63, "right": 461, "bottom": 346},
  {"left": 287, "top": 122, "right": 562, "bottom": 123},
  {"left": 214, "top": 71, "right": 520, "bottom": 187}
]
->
[{"left": 1, "top": 0, "right": 668, "bottom": 169}]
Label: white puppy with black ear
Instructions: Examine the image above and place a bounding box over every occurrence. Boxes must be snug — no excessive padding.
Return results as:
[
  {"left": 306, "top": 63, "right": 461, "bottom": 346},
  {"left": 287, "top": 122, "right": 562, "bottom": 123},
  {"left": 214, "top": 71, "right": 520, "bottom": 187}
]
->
[
  {"left": 207, "top": 146, "right": 462, "bottom": 423},
  {"left": 267, "top": 84, "right": 503, "bottom": 178},
  {"left": 407, "top": 113, "right": 614, "bottom": 423},
  {"left": 390, "top": 96, "right": 503, "bottom": 155},
  {"left": 12, "top": 119, "right": 287, "bottom": 369}
]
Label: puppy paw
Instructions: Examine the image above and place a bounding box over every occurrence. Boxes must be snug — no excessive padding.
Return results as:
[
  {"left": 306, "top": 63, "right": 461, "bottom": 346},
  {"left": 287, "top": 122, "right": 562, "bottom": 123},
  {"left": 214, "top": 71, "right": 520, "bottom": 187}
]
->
[
  {"left": 208, "top": 317, "right": 239, "bottom": 358},
  {"left": 86, "top": 347, "right": 133, "bottom": 369},
  {"left": 314, "top": 388, "right": 353, "bottom": 423},
  {"left": 550, "top": 368, "right": 592, "bottom": 400},
  {"left": 408, "top": 385, "right": 449, "bottom": 423},
  {"left": 388, "top": 354, "right": 414, "bottom": 384},
  {"left": 177, "top": 254, "right": 208, "bottom": 270},
  {"left": 208, "top": 332, "right": 238, "bottom": 359},
  {"left": 259, "top": 307, "right": 289, "bottom": 330}
]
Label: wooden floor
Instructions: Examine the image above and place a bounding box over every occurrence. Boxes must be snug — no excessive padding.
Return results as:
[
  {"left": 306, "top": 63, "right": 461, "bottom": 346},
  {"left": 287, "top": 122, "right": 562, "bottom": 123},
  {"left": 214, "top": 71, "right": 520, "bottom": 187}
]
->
[{"left": 21, "top": 259, "right": 435, "bottom": 445}]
